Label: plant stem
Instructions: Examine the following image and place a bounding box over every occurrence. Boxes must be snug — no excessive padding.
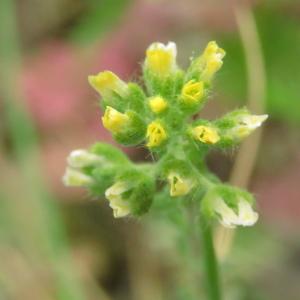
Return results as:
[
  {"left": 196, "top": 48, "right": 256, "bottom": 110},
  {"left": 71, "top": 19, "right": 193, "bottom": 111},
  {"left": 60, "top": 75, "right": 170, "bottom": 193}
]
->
[{"left": 199, "top": 216, "right": 221, "bottom": 300}]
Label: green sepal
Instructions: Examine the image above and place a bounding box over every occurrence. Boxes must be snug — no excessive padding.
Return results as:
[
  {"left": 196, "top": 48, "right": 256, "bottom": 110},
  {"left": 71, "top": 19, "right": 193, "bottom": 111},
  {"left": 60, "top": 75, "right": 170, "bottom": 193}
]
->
[
  {"left": 143, "top": 69, "right": 184, "bottom": 98},
  {"left": 100, "top": 92, "right": 125, "bottom": 112},
  {"left": 89, "top": 142, "right": 130, "bottom": 165},
  {"left": 185, "top": 55, "right": 204, "bottom": 82},
  {"left": 214, "top": 107, "right": 250, "bottom": 148},
  {"left": 117, "top": 168, "right": 155, "bottom": 216},
  {"left": 124, "top": 83, "right": 146, "bottom": 114},
  {"left": 159, "top": 156, "right": 194, "bottom": 178},
  {"left": 88, "top": 166, "right": 117, "bottom": 196},
  {"left": 129, "top": 175, "right": 155, "bottom": 216},
  {"left": 163, "top": 107, "right": 186, "bottom": 132},
  {"left": 114, "top": 111, "right": 147, "bottom": 146}
]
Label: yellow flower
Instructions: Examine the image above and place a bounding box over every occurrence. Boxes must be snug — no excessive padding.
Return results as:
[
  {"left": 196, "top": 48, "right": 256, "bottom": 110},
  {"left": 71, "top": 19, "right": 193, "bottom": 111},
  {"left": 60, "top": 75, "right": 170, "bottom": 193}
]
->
[
  {"left": 145, "top": 42, "right": 177, "bottom": 76},
  {"left": 88, "top": 71, "right": 128, "bottom": 98},
  {"left": 102, "top": 106, "right": 129, "bottom": 133},
  {"left": 146, "top": 121, "right": 167, "bottom": 147},
  {"left": 181, "top": 80, "right": 204, "bottom": 104},
  {"left": 105, "top": 181, "right": 131, "bottom": 218},
  {"left": 168, "top": 172, "right": 193, "bottom": 197},
  {"left": 192, "top": 125, "right": 220, "bottom": 144},
  {"left": 148, "top": 96, "right": 168, "bottom": 113},
  {"left": 200, "top": 41, "right": 225, "bottom": 82}
]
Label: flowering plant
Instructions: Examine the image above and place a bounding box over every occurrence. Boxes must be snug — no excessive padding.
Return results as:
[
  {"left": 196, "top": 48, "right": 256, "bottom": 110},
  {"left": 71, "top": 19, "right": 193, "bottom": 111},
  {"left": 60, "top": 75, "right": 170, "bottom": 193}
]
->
[{"left": 63, "top": 41, "right": 267, "bottom": 299}]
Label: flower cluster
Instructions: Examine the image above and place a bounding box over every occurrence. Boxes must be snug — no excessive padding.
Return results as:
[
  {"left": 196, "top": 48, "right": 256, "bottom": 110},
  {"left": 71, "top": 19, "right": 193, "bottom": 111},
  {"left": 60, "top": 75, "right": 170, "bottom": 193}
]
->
[{"left": 63, "top": 41, "right": 267, "bottom": 228}]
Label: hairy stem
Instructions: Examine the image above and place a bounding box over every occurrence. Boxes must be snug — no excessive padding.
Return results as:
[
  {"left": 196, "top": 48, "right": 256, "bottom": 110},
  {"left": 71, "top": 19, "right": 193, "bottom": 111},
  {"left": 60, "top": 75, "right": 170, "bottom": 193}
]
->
[{"left": 199, "top": 216, "right": 221, "bottom": 300}]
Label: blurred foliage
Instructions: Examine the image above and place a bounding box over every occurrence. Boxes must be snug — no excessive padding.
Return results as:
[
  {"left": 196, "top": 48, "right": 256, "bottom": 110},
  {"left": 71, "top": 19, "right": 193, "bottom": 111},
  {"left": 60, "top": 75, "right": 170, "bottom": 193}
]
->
[
  {"left": 0, "top": 1, "right": 87, "bottom": 299},
  {"left": 69, "top": 0, "right": 132, "bottom": 44},
  {"left": 218, "top": 4, "right": 300, "bottom": 125},
  {"left": 1, "top": 0, "right": 300, "bottom": 299}
]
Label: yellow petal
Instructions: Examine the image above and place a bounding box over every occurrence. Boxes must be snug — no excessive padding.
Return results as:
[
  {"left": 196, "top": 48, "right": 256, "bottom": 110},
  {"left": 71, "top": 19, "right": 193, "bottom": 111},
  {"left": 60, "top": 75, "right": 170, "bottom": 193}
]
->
[
  {"left": 149, "top": 96, "right": 168, "bottom": 113},
  {"left": 181, "top": 80, "right": 204, "bottom": 104},
  {"left": 146, "top": 121, "right": 167, "bottom": 147},
  {"left": 168, "top": 172, "right": 193, "bottom": 196},
  {"left": 192, "top": 125, "right": 220, "bottom": 144},
  {"left": 88, "top": 71, "right": 127, "bottom": 98},
  {"left": 102, "top": 106, "right": 129, "bottom": 133},
  {"left": 146, "top": 42, "right": 177, "bottom": 76}
]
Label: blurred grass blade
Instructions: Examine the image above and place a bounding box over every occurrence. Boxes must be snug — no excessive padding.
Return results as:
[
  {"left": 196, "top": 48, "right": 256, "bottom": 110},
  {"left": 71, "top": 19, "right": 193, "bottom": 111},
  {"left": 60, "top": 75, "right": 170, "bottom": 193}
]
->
[{"left": 0, "top": 1, "right": 87, "bottom": 299}]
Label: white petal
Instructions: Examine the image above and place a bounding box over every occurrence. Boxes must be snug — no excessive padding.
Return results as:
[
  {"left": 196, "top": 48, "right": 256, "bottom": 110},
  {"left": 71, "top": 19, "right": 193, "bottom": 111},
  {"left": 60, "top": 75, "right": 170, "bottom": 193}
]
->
[
  {"left": 109, "top": 198, "right": 131, "bottom": 218},
  {"left": 235, "top": 199, "right": 258, "bottom": 226},
  {"left": 67, "top": 149, "right": 104, "bottom": 168},
  {"left": 105, "top": 181, "right": 132, "bottom": 218},
  {"left": 62, "top": 167, "right": 93, "bottom": 187},
  {"left": 241, "top": 114, "right": 268, "bottom": 130},
  {"left": 165, "top": 41, "right": 177, "bottom": 57},
  {"left": 105, "top": 181, "right": 128, "bottom": 199},
  {"left": 213, "top": 198, "right": 239, "bottom": 228},
  {"left": 148, "top": 41, "right": 177, "bottom": 58}
]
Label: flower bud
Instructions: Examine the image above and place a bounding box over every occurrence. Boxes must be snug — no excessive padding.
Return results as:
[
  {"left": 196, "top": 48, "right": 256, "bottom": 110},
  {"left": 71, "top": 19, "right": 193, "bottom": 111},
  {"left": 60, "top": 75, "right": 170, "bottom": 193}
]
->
[
  {"left": 105, "top": 181, "right": 132, "bottom": 218},
  {"left": 187, "top": 41, "right": 225, "bottom": 83},
  {"left": 88, "top": 71, "right": 128, "bottom": 98},
  {"left": 201, "top": 41, "right": 225, "bottom": 82},
  {"left": 148, "top": 96, "right": 168, "bottom": 114},
  {"left": 102, "top": 106, "right": 130, "bottom": 134},
  {"left": 105, "top": 170, "right": 155, "bottom": 218},
  {"left": 216, "top": 110, "right": 268, "bottom": 144},
  {"left": 145, "top": 42, "right": 177, "bottom": 76},
  {"left": 232, "top": 114, "right": 268, "bottom": 139},
  {"left": 146, "top": 121, "right": 167, "bottom": 148},
  {"left": 181, "top": 80, "right": 205, "bottom": 105},
  {"left": 67, "top": 149, "right": 104, "bottom": 168},
  {"left": 192, "top": 125, "right": 220, "bottom": 144},
  {"left": 167, "top": 172, "right": 194, "bottom": 197},
  {"left": 201, "top": 185, "right": 258, "bottom": 228},
  {"left": 63, "top": 167, "right": 94, "bottom": 187},
  {"left": 212, "top": 197, "right": 258, "bottom": 228}
]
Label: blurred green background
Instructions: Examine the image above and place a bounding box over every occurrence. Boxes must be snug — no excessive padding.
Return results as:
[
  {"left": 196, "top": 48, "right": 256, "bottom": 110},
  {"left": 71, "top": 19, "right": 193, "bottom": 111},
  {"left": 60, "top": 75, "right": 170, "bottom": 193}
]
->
[{"left": 0, "top": 0, "right": 300, "bottom": 299}]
